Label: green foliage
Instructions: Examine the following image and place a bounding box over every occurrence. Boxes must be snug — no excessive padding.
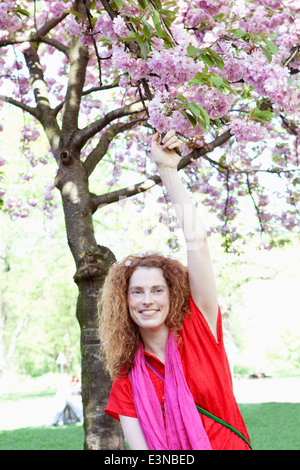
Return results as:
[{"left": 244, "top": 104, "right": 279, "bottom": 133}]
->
[
  {"left": 0, "top": 213, "right": 80, "bottom": 378},
  {"left": 227, "top": 28, "right": 279, "bottom": 63}
]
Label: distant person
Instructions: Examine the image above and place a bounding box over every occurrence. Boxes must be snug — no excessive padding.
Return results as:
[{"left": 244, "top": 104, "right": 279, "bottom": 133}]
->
[
  {"left": 99, "top": 131, "right": 252, "bottom": 450},
  {"left": 49, "top": 373, "right": 83, "bottom": 426}
]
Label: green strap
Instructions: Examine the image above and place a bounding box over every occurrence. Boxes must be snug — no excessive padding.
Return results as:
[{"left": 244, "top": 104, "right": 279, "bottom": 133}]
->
[{"left": 196, "top": 404, "right": 252, "bottom": 450}]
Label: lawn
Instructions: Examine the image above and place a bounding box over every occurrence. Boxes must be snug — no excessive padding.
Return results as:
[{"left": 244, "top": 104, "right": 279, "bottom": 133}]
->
[
  {"left": 239, "top": 403, "right": 300, "bottom": 450},
  {"left": 0, "top": 400, "right": 299, "bottom": 450},
  {"left": 0, "top": 423, "right": 84, "bottom": 450}
]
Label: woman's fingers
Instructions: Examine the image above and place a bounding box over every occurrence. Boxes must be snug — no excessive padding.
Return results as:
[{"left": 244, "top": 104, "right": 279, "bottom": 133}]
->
[
  {"left": 162, "top": 133, "right": 180, "bottom": 150},
  {"left": 162, "top": 130, "right": 176, "bottom": 144}
]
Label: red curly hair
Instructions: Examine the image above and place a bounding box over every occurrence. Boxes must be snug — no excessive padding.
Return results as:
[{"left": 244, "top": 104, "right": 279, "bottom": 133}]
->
[{"left": 98, "top": 252, "right": 191, "bottom": 379}]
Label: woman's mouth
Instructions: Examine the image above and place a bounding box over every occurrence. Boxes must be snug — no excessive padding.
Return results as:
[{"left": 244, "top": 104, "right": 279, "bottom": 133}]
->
[{"left": 139, "top": 309, "right": 159, "bottom": 316}]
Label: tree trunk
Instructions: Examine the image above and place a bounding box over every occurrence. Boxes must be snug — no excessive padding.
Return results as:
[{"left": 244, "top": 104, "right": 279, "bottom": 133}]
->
[
  {"left": 75, "top": 246, "right": 126, "bottom": 450},
  {"left": 55, "top": 151, "right": 125, "bottom": 450}
]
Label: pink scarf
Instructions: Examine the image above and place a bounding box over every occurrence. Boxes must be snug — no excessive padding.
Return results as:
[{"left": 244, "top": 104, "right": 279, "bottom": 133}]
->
[{"left": 129, "top": 331, "right": 212, "bottom": 450}]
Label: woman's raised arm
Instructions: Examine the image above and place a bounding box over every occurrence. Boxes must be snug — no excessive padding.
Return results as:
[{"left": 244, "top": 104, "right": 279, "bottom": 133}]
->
[{"left": 151, "top": 131, "right": 218, "bottom": 339}]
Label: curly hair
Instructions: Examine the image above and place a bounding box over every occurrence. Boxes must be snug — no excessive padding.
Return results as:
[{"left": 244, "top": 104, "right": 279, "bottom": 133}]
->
[{"left": 98, "top": 252, "right": 191, "bottom": 380}]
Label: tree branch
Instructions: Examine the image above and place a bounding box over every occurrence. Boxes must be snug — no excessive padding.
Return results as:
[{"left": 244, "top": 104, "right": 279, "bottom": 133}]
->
[
  {"left": 61, "top": 40, "right": 89, "bottom": 139},
  {"left": 53, "top": 83, "right": 121, "bottom": 117},
  {"left": 90, "top": 129, "right": 233, "bottom": 212},
  {"left": 23, "top": 45, "right": 61, "bottom": 153},
  {"left": 100, "top": 0, "right": 118, "bottom": 20},
  {"left": 0, "top": 95, "right": 38, "bottom": 118},
  {"left": 84, "top": 118, "right": 146, "bottom": 177},
  {"left": 35, "top": 10, "right": 69, "bottom": 36},
  {"left": 0, "top": 12, "right": 70, "bottom": 56},
  {"left": 177, "top": 130, "right": 232, "bottom": 171},
  {"left": 74, "top": 100, "right": 148, "bottom": 150}
]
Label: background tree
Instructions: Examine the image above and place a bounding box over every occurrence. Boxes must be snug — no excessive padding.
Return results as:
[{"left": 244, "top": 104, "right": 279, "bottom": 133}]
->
[{"left": 0, "top": 0, "right": 299, "bottom": 449}]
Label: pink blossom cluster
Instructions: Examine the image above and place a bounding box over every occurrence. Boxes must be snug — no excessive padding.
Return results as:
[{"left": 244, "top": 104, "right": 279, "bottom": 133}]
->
[
  {"left": 195, "top": 0, "right": 230, "bottom": 16},
  {"left": 21, "top": 125, "right": 40, "bottom": 142},
  {"left": 113, "top": 17, "right": 131, "bottom": 38},
  {"left": 111, "top": 44, "right": 150, "bottom": 82},
  {"left": 4, "top": 198, "right": 30, "bottom": 219},
  {"left": 52, "top": 1, "right": 72, "bottom": 18},
  {"left": 243, "top": 49, "right": 300, "bottom": 114},
  {"left": 0, "top": 0, "right": 299, "bottom": 248},
  {"left": 66, "top": 15, "right": 82, "bottom": 37},
  {"left": 255, "top": 0, "right": 282, "bottom": 10},
  {"left": 229, "top": 117, "right": 268, "bottom": 142},
  {"left": 0, "top": 3, "right": 22, "bottom": 32},
  {"left": 171, "top": 110, "right": 205, "bottom": 139},
  {"left": 147, "top": 47, "right": 199, "bottom": 90},
  {"left": 192, "top": 86, "right": 235, "bottom": 119},
  {"left": 66, "top": 12, "right": 130, "bottom": 44},
  {"left": 148, "top": 90, "right": 173, "bottom": 133},
  {"left": 111, "top": 41, "right": 200, "bottom": 90}
]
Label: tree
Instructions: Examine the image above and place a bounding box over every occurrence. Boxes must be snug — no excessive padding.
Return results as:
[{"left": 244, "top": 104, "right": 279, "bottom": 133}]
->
[{"left": 0, "top": 0, "right": 299, "bottom": 449}]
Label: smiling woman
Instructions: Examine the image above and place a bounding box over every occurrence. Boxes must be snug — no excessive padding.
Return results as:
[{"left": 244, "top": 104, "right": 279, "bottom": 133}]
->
[
  {"left": 98, "top": 131, "right": 251, "bottom": 451},
  {"left": 99, "top": 252, "right": 191, "bottom": 379}
]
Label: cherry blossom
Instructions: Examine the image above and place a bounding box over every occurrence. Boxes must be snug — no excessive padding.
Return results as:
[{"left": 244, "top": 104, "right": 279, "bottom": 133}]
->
[{"left": 0, "top": 0, "right": 299, "bottom": 249}]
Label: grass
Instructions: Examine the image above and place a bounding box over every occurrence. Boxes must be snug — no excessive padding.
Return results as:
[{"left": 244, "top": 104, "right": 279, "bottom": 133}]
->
[
  {"left": 0, "top": 392, "right": 299, "bottom": 450},
  {"left": 239, "top": 403, "right": 300, "bottom": 450},
  {"left": 0, "top": 423, "right": 84, "bottom": 450}
]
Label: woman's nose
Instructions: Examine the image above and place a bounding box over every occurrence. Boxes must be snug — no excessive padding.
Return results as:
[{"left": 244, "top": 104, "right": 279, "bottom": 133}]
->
[{"left": 143, "top": 291, "right": 153, "bottom": 304}]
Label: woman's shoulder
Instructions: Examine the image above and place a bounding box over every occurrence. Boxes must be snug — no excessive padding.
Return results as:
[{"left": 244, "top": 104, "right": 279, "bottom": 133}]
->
[{"left": 183, "top": 296, "right": 223, "bottom": 345}]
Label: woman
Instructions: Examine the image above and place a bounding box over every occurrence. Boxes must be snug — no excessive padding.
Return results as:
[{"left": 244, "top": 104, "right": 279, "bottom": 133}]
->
[{"left": 98, "top": 131, "right": 251, "bottom": 450}]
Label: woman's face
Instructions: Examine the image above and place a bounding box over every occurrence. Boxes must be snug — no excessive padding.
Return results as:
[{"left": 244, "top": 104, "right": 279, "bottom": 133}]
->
[{"left": 127, "top": 267, "right": 170, "bottom": 334}]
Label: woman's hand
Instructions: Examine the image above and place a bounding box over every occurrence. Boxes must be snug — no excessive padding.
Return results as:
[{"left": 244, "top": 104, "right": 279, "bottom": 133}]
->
[{"left": 151, "top": 130, "right": 181, "bottom": 170}]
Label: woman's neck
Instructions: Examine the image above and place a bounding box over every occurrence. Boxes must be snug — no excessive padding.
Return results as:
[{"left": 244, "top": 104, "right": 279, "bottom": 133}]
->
[{"left": 139, "top": 325, "right": 169, "bottom": 364}]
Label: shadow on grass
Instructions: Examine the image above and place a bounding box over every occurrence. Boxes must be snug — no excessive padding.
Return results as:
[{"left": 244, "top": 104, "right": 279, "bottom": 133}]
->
[
  {"left": 0, "top": 423, "right": 84, "bottom": 450},
  {"left": 239, "top": 402, "right": 300, "bottom": 450}
]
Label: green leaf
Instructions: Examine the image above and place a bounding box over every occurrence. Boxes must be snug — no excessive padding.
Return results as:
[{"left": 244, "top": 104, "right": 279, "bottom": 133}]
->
[
  {"left": 177, "top": 93, "right": 186, "bottom": 101},
  {"left": 141, "top": 20, "right": 153, "bottom": 39},
  {"left": 200, "top": 52, "right": 215, "bottom": 68},
  {"left": 137, "top": 0, "right": 149, "bottom": 9},
  {"left": 213, "top": 119, "right": 222, "bottom": 129},
  {"left": 189, "top": 72, "right": 211, "bottom": 86},
  {"left": 187, "top": 101, "right": 201, "bottom": 119},
  {"left": 114, "top": 0, "right": 124, "bottom": 9},
  {"left": 198, "top": 106, "right": 210, "bottom": 127},
  {"left": 206, "top": 48, "right": 224, "bottom": 71},
  {"left": 187, "top": 45, "right": 201, "bottom": 58},
  {"left": 251, "top": 108, "right": 275, "bottom": 121},
  {"left": 227, "top": 28, "right": 248, "bottom": 39},
  {"left": 182, "top": 110, "right": 197, "bottom": 128},
  {"left": 197, "top": 118, "right": 208, "bottom": 131},
  {"left": 15, "top": 7, "right": 30, "bottom": 18},
  {"left": 140, "top": 41, "right": 151, "bottom": 60},
  {"left": 260, "top": 45, "right": 272, "bottom": 63},
  {"left": 151, "top": 0, "right": 163, "bottom": 10},
  {"left": 124, "top": 0, "right": 142, "bottom": 10},
  {"left": 264, "top": 39, "right": 279, "bottom": 55},
  {"left": 152, "top": 8, "right": 162, "bottom": 37},
  {"left": 161, "top": 30, "right": 173, "bottom": 47},
  {"left": 211, "top": 76, "right": 224, "bottom": 88},
  {"left": 67, "top": 8, "right": 83, "bottom": 20}
]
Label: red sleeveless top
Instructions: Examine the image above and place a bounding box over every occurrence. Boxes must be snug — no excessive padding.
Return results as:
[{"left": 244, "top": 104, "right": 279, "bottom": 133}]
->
[{"left": 105, "top": 297, "right": 251, "bottom": 450}]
